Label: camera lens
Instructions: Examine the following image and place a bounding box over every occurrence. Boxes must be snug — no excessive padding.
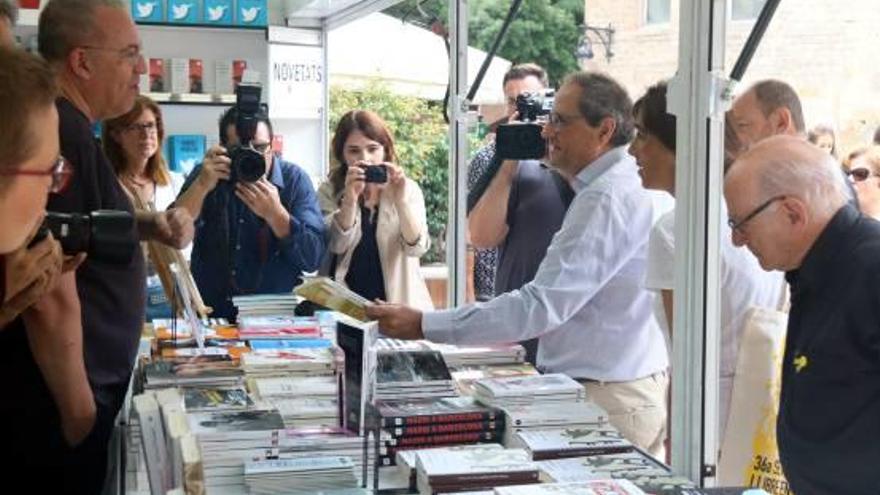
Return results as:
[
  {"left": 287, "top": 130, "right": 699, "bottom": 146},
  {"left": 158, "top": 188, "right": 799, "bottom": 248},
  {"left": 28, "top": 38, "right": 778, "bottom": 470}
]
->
[{"left": 232, "top": 147, "right": 266, "bottom": 183}]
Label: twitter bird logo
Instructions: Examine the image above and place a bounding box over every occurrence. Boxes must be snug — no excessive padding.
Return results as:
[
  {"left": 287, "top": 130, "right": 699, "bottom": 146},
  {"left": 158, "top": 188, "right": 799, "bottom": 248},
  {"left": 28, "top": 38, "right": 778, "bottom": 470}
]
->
[
  {"left": 171, "top": 3, "right": 193, "bottom": 20},
  {"left": 207, "top": 5, "right": 228, "bottom": 21},
  {"left": 240, "top": 6, "right": 260, "bottom": 23},
  {"left": 179, "top": 158, "right": 197, "bottom": 174},
  {"left": 135, "top": 1, "right": 156, "bottom": 18}
]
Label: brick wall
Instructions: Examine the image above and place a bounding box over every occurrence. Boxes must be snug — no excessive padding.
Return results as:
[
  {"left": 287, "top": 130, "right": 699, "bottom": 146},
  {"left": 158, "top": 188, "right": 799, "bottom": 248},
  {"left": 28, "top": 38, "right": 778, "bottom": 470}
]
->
[{"left": 582, "top": 0, "right": 880, "bottom": 154}]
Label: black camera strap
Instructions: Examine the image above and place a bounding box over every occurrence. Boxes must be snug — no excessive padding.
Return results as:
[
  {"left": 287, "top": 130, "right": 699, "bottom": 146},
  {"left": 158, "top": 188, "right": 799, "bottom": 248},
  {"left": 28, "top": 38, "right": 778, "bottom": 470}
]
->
[{"left": 466, "top": 151, "right": 504, "bottom": 215}]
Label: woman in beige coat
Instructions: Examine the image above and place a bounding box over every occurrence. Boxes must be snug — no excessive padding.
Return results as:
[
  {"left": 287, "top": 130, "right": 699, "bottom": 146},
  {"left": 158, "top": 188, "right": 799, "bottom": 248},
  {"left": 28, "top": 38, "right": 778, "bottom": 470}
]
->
[{"left": 318, "top": 110, "right": 433, "bottom": 310}]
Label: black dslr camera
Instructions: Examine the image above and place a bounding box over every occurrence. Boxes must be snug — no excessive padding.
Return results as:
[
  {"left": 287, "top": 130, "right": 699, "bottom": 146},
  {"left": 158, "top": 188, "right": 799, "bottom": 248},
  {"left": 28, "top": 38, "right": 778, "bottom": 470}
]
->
[
  {"left": 227, "top": 82, "right": 266, "bottom": 183},
  {"left": 496, "top": 89, "right": 555, "bottom": 160},
  {"left": 30, "top": 210, "right": 137, "bottom": 265}
]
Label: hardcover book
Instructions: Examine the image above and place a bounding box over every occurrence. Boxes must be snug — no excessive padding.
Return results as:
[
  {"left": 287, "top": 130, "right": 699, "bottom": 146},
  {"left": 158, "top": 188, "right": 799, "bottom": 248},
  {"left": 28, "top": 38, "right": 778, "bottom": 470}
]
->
[
  {"left": 375, "top": 397, "right": 503, "bottom": 427},
  {"left": 188, "top": 59, "right": 203, "bottom": 94},
  {"left": 183, "top": 386, "right": 254, "bottom": 411},
  {"left": 168, "top": 58, "right": 190, "bottom": 95},
  {"left": 416, "top": 448, "right": 539, "bottom": 494},
  {"left": 515, "top": 426, "right": 634, "bottom": 460},
  {"left": 336, "top": 320, "right": 379, "bottom": 435},
  {"left": 149, "top": 58, "right": 165, "bottom": 92},
  {"left": 167, "top": 134, "right": 206, "bottom": 176}
]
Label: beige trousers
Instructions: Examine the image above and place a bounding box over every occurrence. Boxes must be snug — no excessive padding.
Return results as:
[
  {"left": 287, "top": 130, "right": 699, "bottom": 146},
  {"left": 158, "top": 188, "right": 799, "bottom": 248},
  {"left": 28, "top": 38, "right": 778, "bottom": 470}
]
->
[{"left": 583, "top": 370, "right": 669, "bottom": 459}]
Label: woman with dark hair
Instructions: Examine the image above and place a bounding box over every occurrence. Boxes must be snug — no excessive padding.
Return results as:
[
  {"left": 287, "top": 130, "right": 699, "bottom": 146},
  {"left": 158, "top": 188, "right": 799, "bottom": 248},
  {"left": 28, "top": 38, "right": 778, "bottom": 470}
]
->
[
  {"left": 629, "top": 81, "right": 785, "bottom": 439},
  {"left": 104, "top": 95, "right": 190, "bottom": 319},
  {"left": 318, "top": 110, "right": 432, "bottom": 309},
  {"left": 807, "top": 124, "right": 837, "bottom": 158},
  {"left": 847, "top": 145, "right": 880, "bottom": 219}
]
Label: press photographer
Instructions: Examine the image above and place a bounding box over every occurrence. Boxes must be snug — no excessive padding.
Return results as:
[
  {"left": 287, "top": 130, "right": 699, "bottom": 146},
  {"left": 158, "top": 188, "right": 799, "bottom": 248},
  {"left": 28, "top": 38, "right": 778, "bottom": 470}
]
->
[
  {"left": 465, "top": 63, "right": 573, "bottom": 363},
  {"left": 174, "top": 83, "right": 325, "bottom": 320}
]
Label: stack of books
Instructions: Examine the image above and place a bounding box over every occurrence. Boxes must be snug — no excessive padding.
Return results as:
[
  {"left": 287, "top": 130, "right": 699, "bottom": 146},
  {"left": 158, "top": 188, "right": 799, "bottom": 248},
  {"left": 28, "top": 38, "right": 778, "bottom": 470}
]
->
[
  {"left": 415, "top": 447, "right": 540, "bottom": 494},
  {"left": 425, "top": 342, "right": 527, "bottom": 368},
  {"left": 232, "top": 293, "right": 299, "bottom": 318},
  {"left": 450, "top": 363, "right": 540, "bottom": 397},
  {"left": 243, "top": 456, "right": 358, "bottom": 495},
  {"left": 375, "top": 397, "right": 505, "bottom": 465},
  {"left": 241, "top": 347, "right": 338, "bottom": 378},
  {"left": 501, "top": 401, "right": 608, "bottom": 446},
  {"left": 247, "top": 375, "right": 340, "bottom": 429},
  {"left": 374, "top": 350, "right": 458, "bottom": 401},
  {"left": 537, "top": 451, "right": 700, "bottom": 494},
  {"left": 493, "top": 479, "right": 646, "bottom": 494},
  {"left": 183, "top": 386, "right": 254, "bottom": 412},
  {"left": 513, "top": 425, "right": 634, "bottom": 460},
  {"left": 142, "top": 350, "right": 243, "bottom": 389},
  {"left": 472, "top": 373, "right": 586, "bottom": 408},
  {"left": 237, "top": 315, "right": 322, "bottom": 340},
  {"left": 394, "top": 444, "right": 506, "bottom": 491}
]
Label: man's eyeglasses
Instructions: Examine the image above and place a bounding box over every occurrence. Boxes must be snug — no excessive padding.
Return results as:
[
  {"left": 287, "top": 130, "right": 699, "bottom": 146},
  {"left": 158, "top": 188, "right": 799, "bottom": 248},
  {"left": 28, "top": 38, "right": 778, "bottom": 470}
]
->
[
  {"left": 0, "top": 156, "right": 72, "bottom": 194},
  {"left": 251, "top": 143, "right": 272, "bottom": 154},
  {"left": 847, "top": 167, "right": 876, "bottom": 182},
  {"left": 80, "top": 45, "right": 144, "bottom": 66},
  {"left": 728, "top": 195, "right": 786, "bottom": 233},
  {"left": 123, "top": 121, "right": 158, "bottom": 134}
]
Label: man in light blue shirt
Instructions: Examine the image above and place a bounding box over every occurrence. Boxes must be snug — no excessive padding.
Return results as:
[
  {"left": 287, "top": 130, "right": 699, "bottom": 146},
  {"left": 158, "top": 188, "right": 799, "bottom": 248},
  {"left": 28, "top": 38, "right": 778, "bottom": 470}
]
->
[{"left": 368, "top": 72, "right": 669, "bottom": 458}]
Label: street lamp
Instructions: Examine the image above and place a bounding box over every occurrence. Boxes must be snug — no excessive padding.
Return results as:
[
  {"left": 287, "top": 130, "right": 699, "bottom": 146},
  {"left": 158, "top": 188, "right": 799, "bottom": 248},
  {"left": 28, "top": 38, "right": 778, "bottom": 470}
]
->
[{"left": 576, "top": 23, "right": 615, "bottom": 63}]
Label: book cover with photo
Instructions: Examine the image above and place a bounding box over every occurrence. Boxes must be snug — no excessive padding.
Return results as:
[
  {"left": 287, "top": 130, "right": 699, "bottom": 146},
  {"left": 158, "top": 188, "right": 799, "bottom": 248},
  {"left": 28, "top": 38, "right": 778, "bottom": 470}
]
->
[
  {"left": 375, "top": 397, "right": 503, "bottom": 427},
  {"left": 515, "top": 426, "right": 634, "bottom": 460},
  {"left": 183, "top": 386, "right": 254, "bottom": 412}
]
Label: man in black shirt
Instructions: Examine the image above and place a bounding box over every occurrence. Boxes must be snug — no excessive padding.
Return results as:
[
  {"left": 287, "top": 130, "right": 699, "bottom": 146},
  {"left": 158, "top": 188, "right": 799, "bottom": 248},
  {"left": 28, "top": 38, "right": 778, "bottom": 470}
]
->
[
  {"left": 724, "top": 135, "right": 880, "bottom": 494},
  {"left": 0, "top": 0, "right": 193, "bottom": 491}
]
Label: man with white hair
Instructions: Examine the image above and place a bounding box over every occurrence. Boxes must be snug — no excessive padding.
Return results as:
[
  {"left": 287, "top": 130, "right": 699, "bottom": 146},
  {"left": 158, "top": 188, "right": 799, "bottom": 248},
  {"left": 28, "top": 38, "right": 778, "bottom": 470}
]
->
[{"left": 724, "top": 135, "right": 880, "bottom": 494}]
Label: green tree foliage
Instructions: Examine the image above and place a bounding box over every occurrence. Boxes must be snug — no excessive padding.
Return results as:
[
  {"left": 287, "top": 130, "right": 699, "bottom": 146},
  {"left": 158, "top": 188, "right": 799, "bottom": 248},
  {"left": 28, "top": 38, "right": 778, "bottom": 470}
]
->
[
  {"left": 329, "top": 81, "right": 449, "bottom": 263},
  {"left": 384, "top": 0, "right": 583, "bottom": 86}
]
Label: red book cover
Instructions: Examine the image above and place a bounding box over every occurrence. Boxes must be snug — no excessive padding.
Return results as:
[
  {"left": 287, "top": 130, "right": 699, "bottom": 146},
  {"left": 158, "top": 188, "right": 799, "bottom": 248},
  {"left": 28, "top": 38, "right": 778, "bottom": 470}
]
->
[
  {"left": 149, "top": 58, "right": 165, "bottom": 92},
  {"left": 232, "top": 60, "right": 247, "bottom": 87},
  {"left": 189, "top": 59, "right": 203, "bottom": 93},
  {"left": 390, "top": 420, "right": 502, "bottom": 438},
  {"left": 271, "top": 134, "right": 283, "bottom": 154}
]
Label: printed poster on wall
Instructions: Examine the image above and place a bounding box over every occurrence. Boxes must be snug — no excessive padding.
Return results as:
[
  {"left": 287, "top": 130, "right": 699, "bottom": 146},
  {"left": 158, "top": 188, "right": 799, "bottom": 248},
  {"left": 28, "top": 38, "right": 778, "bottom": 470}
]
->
[{"left": 267, "top": 43, "right": 324, "bottom": 120}]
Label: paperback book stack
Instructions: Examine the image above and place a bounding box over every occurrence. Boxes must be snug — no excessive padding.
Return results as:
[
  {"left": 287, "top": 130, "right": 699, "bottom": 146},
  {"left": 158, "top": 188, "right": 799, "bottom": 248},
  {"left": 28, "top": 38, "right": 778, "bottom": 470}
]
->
[
  {"left": 472, "top": 373, "right": 585, "bottom": 408},
  {"left": 188, "top": 408, "right": 286, "bottom": 492},
  {"left": 513, "top": 425, "right": 634, "bottom": 460},
  {"left": 415, "top": 447, "right": 540, "bottom": 494},
  {"left": 233, "top": 293, "right": 300, "bottom": 318},
  {"left": 450, "top": 363, "right": 540, "bottom": 397},
  {"left": 183, "top": 385, "right": 254, "bottom": 411},
  {"left": 247, "top": 375, "right": 340, "bottom": 428},
  {"left": 537, "top": 451, "right": 701, "bottom": 495},
  {"left": 374, "top": 350, "right": 458, "bottom": 401},
  {"left": 394, "top": 443, "right": 506, "bottom": 491},
  {"left": 501, "top": 401, "right": 608, "bottom": 446},
  {"left": 425, "top": 342, "right": 527, "bottom": 368},
  {"left": 243, "top": 456, "right": 358, "bottom": 495},
  {"left": 241, "top": 347, "right": 338, "bottom": 378},
  {"left": 142, "top": 348, "right": 243, "bottom": 389},
  {"left": 237, "top": 315, "right": 322, "bottom": 341},
  {"left": 194, "top": 425, "right": 369, "bottom": 493},
  {"left": 493, "top": 479, "right": 646, "bottom": 495},
  {"left": 375, "top": 397, "right": 505, "bottom": 466}
]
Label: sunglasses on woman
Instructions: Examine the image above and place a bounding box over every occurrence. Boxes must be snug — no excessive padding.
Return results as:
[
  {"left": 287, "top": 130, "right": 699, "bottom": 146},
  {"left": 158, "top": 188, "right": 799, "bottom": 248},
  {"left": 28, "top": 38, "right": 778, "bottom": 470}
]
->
[
  {"left": 847, "top": 167, "right": 877, "bottom": 182},
  {"left": 0, "top": 156, "right": 72, "bottom": 193}
]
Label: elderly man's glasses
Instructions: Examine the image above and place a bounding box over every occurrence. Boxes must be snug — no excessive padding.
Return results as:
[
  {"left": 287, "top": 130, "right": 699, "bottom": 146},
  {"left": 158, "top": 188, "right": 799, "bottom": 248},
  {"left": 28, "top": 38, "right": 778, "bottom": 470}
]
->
[
  {"left": 728, "top": 195, "right": 786, "bottom": 233},
  {"left": 80, "top": 45, "right": 144, "bottom": 65},
  {"left": 847, "top": 167, "right": 877, "bottom": 182},
  {"left": 0, "top": 156, "right": 72, "bottom": 193}
]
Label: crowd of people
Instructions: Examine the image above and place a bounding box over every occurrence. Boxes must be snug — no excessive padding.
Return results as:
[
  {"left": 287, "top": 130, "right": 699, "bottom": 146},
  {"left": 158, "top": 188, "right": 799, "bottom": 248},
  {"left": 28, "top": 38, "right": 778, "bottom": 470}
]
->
[{"left": 0, "top": 0, "right": 879, "bottom": 493}]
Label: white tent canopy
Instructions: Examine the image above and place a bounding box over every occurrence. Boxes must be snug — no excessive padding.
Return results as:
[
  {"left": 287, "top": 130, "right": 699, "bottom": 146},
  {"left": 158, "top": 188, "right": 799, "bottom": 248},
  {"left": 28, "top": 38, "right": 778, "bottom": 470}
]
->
[{"left": 328, "top": 12, "right": 511, "bottom": 104}]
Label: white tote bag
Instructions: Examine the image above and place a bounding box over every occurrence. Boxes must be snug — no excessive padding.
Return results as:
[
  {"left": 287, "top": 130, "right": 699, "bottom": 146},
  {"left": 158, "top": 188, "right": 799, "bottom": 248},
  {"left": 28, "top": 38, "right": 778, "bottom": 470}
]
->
[{"left": 717, "top": 304, "right": 791, "bottom": 494}]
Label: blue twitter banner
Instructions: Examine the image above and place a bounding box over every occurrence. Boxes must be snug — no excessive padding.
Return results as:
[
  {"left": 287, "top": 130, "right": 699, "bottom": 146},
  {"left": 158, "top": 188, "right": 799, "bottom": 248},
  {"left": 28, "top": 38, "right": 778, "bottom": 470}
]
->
[
  {"left": 204, "top": 0, "right": 233, "bottom": 24},
  {"left": 236, "top": 0, "right": 267, "bottom": 27},
  {"left": 131, "top": 0, "right": 164, "bottom": 22},
  {"left": 168, "top": 0, "right": 201, "bottom": 24}
]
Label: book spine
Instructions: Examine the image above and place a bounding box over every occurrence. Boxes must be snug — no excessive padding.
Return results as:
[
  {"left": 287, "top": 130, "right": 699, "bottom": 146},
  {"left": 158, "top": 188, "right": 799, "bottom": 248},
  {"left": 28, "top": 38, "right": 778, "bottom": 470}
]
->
[
  {"left": 381, "top": 411, "right": 498, "bottom": 427},
  {"left": 530, "top": 444, "right": 634, "bottom": 460},
  {"left": 428, "top": 471, "right": 539, "bottom": 487},
  {"left": 385, "top": 430, "right": 500, "bottom": 447},
  {"left": 390, "top": 420, "right": 502, "bottom": 438}
]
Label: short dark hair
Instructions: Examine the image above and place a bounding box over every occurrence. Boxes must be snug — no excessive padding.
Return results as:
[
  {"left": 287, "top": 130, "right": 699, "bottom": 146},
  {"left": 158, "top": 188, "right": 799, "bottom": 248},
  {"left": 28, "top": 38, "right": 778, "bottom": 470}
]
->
[
  {"left": 750, "top": 79, "right": 805, "bottom": 133},
  {"left": 502, "top": 63, "right": 549, "bottom": 88},
  {"left": 0, "top": 0, "right": 19, "bottom": 24},
  {"left": 633, "top": 81, "right": 675, "bottom": 151},
  {"left": 0, "top": 47, "right": 58, "bottom": 171},
  {"left": 218, "top": 106, "right": 274, "bottom": 147},
  {"left": 564, "top": 71, "right": 634, "bottom": 147}
]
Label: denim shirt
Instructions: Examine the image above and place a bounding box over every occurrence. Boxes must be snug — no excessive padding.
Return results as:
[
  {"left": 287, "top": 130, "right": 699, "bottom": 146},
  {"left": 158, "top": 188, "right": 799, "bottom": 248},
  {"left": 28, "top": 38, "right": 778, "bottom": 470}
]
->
[{"left": 181, "top": 156, "right": 325, "bottom": 319}]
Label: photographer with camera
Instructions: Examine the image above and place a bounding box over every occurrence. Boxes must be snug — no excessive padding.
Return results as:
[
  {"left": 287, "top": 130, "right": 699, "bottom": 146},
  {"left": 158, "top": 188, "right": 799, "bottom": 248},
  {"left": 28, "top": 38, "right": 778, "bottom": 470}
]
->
[
  {"left": 174, "top": 99, "right": 325, "bottom": 320},
  {"left": 317, "top": 110, "right": 433, "bottom": 309},
  {"left": 466, "top": 63, "right": 573, "bottom": 363},
  {"left": 0, "top": 0, "right": 194, "bottom": 489}
]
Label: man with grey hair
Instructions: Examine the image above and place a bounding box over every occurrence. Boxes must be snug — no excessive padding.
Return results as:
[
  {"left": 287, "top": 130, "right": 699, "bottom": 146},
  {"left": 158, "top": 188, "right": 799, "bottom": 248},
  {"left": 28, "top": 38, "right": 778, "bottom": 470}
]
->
[
  {"left": 0, "top": 0, "right": 193, "bottom": 489},
  {"left": 369, "top": 71, "right": 670, "bottom": 458},
  {"left": 0, "top": 0, "right": 17, "bottom": 46},
  {"left": 724, "top": 135, "right": 880, "bottom": 494},
  {"left": 730, "top": 79, "right": 805, "bottom": 149}
]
